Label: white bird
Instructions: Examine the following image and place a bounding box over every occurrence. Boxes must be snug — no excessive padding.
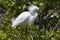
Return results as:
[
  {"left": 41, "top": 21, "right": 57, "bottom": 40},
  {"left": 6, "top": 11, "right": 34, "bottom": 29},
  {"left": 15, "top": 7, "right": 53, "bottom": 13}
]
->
[{"left": 12, "top": 5, "right": 39, "bottom": 27}]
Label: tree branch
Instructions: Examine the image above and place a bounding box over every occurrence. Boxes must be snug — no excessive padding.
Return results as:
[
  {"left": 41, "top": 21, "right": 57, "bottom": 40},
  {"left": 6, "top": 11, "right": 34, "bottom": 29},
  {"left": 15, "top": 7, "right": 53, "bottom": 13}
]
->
[{"left": 39, "top": 1, "right": 60, "bottom": 25}]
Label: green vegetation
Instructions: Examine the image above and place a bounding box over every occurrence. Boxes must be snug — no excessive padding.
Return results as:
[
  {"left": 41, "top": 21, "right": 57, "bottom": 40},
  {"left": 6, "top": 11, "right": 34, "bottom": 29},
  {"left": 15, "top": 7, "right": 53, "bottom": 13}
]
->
[{"left": 0, "top": 0, "right": 60, "bottom": 40}]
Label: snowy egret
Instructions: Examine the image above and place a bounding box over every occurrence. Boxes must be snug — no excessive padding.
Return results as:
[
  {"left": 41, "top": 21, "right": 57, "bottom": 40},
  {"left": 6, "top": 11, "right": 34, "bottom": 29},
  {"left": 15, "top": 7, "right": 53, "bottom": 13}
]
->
[{"left": 12, "top": 5, "right": 39, "bottom": 27}]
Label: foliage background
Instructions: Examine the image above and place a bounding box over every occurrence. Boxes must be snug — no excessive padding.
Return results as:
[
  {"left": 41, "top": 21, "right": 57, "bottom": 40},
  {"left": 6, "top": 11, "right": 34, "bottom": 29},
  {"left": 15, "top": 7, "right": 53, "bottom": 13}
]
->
[{"left": 0, "top": 0, "right": 60, "bottom": 40}]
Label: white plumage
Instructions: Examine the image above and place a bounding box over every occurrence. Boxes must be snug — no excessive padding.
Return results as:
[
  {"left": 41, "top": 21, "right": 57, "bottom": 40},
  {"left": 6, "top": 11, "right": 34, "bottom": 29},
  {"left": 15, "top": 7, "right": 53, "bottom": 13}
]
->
[{"left": 12, "top": 5, "right": 38, "bottom": 27}]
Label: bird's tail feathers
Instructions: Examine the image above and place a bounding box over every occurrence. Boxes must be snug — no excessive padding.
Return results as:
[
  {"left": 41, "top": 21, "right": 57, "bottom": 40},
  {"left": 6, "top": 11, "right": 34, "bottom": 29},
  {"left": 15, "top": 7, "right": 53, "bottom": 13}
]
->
[
  {"left": 12, "top": 17, "right": 16, "bottom": 27},
  {"left": 12, "top": 17, "right": 15, "bottom": 23}
]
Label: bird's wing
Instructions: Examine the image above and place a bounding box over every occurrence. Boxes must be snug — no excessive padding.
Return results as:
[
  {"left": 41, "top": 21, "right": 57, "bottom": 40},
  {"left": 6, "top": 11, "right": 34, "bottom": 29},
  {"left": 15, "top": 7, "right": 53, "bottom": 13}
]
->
[{"left": 12, "top": 12, "right": 30, "bottom": 27}]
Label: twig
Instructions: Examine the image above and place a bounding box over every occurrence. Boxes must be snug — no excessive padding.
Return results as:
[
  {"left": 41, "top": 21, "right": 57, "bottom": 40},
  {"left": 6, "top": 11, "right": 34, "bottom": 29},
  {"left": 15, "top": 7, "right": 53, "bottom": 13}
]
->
[
  {"left": 39, "top": 1, "right": 60, "bottom": 26},
  {"left": 0, "top": 6, "right": 6, "bottom": 13},
  {"left": 47, "top": 20, "right": 60, "bottom": 39},
  {"left": 52, "top": 21, "right": 60, "bottom": 32},
  {"left": 42, "top": 1, "right": 60, "bottom": 22},
  {"left": 30, "top": 35, "right": 33, "bottom": 40},
  {"left": 44, "top": 4, "right": 59, "bottom": 21}
]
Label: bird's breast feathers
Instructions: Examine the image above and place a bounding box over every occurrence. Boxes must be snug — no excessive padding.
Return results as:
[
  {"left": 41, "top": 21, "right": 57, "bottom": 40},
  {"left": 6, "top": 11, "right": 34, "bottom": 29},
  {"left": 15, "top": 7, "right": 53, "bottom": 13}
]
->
[{"left": 28, "top": 13, "right": 38, "bottom": 24}]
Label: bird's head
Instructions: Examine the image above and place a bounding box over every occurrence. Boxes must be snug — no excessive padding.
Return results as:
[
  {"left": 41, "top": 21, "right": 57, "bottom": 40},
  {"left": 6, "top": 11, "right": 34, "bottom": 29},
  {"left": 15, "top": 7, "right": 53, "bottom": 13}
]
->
[{"left": 28, "top": 5, "right": 39, "bottom": 13}]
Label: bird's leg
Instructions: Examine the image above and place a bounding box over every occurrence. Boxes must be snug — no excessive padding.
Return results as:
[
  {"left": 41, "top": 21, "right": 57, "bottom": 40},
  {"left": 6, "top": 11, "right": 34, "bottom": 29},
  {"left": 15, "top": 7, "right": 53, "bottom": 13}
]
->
[
  {"left": 26, "top": 25, "right": 28, "bottom": 39},
  {"left": 26, "top": 25, "right": 31, "bottom": 40}
]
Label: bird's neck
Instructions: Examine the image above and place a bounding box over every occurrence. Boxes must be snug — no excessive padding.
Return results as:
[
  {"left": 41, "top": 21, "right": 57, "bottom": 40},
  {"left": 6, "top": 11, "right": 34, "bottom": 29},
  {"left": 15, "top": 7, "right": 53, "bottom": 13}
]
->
[{"left": 30, "top": 11, "right": 37, "bottom": 15}]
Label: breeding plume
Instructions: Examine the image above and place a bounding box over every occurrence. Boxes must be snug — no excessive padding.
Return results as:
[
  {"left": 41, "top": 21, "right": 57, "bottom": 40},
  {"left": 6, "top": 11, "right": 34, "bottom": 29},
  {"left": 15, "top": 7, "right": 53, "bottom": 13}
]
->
[{"left": 12, "top": 5, "right": 39, "bottom": 27}]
